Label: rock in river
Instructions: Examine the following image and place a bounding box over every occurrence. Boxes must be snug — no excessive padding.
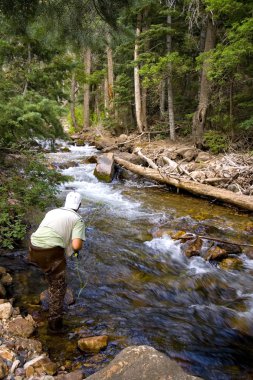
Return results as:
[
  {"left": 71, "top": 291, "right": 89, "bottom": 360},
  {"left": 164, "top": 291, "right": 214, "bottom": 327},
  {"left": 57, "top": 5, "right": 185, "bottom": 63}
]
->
[
  {"left": 78, "top": 335, "right": 108, "bottom": 353},
  {"left": 85, "top": 345, "right": 201, "bottom": 380},
  {"left": 94, "top": 153, "right": 115, "bottom": 183}
]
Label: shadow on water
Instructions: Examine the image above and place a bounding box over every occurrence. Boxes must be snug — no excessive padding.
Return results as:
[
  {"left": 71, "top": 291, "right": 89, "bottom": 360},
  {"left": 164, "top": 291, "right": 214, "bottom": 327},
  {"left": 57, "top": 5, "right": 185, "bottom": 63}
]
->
[{"left": 2, "top": 145, "right": 253, "bottom": 379}]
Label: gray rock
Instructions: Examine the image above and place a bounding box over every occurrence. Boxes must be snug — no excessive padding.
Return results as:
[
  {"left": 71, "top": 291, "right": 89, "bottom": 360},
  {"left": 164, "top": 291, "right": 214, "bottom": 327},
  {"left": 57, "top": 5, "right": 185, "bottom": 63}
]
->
[
  {"left": 85, "top": 345, "right": 201, "bottom": 380},
  {"left": 55, "top": 370, "right": 83, "bottom": 380},
  {"left": 94, "top": 153, "right": 115, "bottom": 183},
  {"left": 13, "top": 337, "right": 42, "bottom": 354},
  {"left": 0, "top": 303, "right": 13, "bottom": 320},
  {"left": 195, "top": 152, "right": 211, "bottom": 162},
  {"left": 7, "top": 316, "right": 36, "bottom": 338},
  {"left": 117, "top": 134, "right": 128, "bottom": 145}
]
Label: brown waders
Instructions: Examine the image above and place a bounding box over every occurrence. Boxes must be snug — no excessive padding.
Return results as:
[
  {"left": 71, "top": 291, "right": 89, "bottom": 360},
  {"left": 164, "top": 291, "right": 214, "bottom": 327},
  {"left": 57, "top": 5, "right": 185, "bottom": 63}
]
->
[{"left": 28, "top": 244, "right": 67, "bottom": 332}]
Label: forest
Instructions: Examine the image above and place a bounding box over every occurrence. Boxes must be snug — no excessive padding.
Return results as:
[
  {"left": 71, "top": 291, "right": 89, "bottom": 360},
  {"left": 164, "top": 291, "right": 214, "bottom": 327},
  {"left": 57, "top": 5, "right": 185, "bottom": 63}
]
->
[{"left": 0, "top": 0, "right": 252, "bottom": 249}]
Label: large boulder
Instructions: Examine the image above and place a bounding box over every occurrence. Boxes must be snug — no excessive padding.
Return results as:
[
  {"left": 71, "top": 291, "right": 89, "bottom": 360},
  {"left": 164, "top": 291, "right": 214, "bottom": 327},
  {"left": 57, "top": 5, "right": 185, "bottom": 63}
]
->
[
  {"left": 85, "top": 346, "right": 201, "bottom": 380},
  {"left": 94, "top": 153, "right": 115, "bottom": 183}
]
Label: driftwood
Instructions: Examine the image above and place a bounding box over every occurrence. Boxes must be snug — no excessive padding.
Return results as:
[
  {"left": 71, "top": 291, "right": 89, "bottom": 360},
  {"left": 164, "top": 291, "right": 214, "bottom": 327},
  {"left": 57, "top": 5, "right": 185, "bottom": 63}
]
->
[
  {"left": 114, "top": 156, "right": 253, "bottom": 212},
  {"left": 134, "top": 148, "right": 158, "bottom": 170}
]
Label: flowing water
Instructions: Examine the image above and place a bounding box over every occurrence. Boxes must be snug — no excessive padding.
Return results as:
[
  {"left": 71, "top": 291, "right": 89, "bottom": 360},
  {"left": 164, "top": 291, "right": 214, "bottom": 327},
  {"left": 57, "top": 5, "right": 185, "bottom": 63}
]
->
[{"left": 2, "top": 145, "right": 253, "bottom": 379}]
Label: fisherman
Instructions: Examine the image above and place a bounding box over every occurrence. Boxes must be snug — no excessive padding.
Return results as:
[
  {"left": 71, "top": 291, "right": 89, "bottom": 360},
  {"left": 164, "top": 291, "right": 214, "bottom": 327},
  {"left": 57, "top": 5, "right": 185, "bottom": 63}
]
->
[{"left": 29, "top": 191, "right": 85, "bottom": 333}]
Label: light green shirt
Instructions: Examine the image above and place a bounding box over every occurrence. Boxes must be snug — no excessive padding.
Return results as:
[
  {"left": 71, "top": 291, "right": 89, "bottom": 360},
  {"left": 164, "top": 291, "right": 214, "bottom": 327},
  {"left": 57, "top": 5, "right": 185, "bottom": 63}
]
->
[{"left": 31, "top": 207, "right": 85, "bottom": 255}]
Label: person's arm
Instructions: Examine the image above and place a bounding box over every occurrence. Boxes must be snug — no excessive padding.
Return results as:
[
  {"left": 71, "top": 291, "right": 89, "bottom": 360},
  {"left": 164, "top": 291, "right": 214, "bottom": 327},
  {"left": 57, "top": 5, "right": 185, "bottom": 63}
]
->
[
  {"left": 72, "top": 238, "right": 83, "bottom": 251},
  {"left": 71, "top": 219, "right": 85, "bottom": 255}
]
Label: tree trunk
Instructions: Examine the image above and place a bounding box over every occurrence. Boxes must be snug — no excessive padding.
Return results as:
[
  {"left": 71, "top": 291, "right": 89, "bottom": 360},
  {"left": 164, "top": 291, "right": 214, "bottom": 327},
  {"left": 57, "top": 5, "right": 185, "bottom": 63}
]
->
[
  {"left": 83, "top": 48, "right": 91, "bottom": 130},
  {"left": 104, "top": 77, "right": 109, "bottom": 116},
  {"left": 114, "top": 156, "right": 253, "bottom": 212},
  {"left": 166, "top": 10, "right": 176, "bottom": 141},
  {"left": 192, "top": 18, "right": 216, "bottom": 148},
  {"left": 134, "top": 13, "right": 144, "bottom": 133},
  {"left": 70, "top": 73, "right": 78, "bottom": 130},
  {"left": 159, "top": 80, "right": 166, "bottom": 119},
  {"left": 106, "top": 35, "right": 114, "bottom": 111}
]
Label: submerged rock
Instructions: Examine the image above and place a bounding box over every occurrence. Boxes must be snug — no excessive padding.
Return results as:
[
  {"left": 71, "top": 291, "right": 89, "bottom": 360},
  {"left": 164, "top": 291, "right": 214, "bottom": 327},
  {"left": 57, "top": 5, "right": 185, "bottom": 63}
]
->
[
  {"left": 85, "top": 345, "right": 201, "bottom": 380},
  {"left": 94, "top": 153, "right": 115, "bottom": 183},
  {"left": 184, "top": 237, "right": 203, "bottom": 258},
  {"left": 78, "top": 335, "right": 108, "bottom": 353},
  {"left": 219, "top": 257, "right": 243, "bottom": 271}
]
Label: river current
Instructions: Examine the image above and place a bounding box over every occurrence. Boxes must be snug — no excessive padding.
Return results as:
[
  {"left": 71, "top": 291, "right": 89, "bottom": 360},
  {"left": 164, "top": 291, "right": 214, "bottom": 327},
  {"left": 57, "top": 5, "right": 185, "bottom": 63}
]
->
[{"left": 3, "top": 144, "right": 253, "bottom": 379}]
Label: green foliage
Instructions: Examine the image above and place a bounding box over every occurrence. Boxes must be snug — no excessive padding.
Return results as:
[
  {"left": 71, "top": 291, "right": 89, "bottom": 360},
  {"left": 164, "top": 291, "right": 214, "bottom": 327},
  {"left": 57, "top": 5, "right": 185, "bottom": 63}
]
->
[
  {"left": 203, "top": 130, "right": 229, "bottom": 154},
  {"left": 67, "top": 105, "right": 84, "bottom": 133},
  {"left": 0, "top": 206, "right": 27, "bottom": 250},
  {"left": 0, "top": 92, "right": 65, "bottom": 147},
  {"left": 239, "top": 117, "right": 253, "bottom": 132},
  {"left": 0, "top": 152, "right": 71, "bottom": 249}
]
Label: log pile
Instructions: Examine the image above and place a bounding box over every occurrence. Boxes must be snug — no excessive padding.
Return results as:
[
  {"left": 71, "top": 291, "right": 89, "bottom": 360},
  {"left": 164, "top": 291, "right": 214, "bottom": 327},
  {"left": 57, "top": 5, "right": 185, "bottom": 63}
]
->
[
  {"left": 114, "top": 147, "right": 253, "bottom": 212},
  {"left": 133, "top": 147, "right": 253, "bottom": 196}
]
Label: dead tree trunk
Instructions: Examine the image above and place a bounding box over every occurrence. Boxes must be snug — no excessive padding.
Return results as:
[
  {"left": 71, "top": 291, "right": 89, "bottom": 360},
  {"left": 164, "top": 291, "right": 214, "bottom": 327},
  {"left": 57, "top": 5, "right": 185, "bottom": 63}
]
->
[
  {"left": 166, "top": 9, "right": 175, "bottom": 141},
  {"left": 83, "top": 48, "right": 91, "bottom": 130},
  {"left": 134, "top": 13, "right": 144, "bottom": 133},
  {"left": 192, "top": 17, "right": 216, "bottom": 148}
]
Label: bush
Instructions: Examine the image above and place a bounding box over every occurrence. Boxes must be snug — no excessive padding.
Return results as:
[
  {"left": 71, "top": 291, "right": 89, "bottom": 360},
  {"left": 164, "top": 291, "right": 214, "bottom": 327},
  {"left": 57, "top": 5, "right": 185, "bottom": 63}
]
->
[
  {"left": 203, "top": 130, "right": 229, "bottom": 154},
  {"left": 0, "top": 152, "right": 71, "bottom": 250}
]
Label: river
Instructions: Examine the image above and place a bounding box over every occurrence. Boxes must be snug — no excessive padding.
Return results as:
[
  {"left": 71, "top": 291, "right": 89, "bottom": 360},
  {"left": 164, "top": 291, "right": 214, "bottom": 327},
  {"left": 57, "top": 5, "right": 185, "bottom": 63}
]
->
[{"left": 2, "top": 144, "right": 253, "bottom": 379}]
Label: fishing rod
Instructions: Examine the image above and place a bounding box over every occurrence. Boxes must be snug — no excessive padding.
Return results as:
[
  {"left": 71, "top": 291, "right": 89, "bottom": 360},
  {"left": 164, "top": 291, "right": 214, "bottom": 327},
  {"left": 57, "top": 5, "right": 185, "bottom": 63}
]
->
[{"left": 73, "top": 202, "right": 107, "bottom": 298}]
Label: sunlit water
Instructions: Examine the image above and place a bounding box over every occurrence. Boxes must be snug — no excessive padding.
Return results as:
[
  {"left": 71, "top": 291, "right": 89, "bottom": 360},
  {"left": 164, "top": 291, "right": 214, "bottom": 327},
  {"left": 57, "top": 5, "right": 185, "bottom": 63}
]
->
[{"left": 2, "top": 144, "right": 253, "bottom": 379}]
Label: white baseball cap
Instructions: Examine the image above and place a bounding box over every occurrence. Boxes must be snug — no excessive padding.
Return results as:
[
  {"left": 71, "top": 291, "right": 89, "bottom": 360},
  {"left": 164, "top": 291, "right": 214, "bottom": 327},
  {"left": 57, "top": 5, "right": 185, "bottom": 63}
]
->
[{"left": 64, "top": 191, "right": 82, "bottom": 210}]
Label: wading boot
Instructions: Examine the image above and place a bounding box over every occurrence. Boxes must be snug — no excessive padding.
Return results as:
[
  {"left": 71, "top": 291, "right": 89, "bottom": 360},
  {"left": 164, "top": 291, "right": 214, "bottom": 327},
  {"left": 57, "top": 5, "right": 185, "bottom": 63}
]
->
[{"left": 47, "top": 317, "right": 67, "bottom": 335}]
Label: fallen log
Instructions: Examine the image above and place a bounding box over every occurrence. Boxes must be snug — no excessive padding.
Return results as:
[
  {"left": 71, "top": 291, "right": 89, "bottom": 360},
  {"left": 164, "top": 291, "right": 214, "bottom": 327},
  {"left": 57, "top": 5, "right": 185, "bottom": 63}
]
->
[{"left": 114, "top": 156, "right": 253, "bottom": 212}]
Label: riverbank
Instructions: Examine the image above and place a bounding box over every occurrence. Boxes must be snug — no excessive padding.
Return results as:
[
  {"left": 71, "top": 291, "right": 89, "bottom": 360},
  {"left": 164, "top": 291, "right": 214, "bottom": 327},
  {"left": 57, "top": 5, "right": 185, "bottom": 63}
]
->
[{"left": 71, "top": 128, "right": 253, "bottom": 212}]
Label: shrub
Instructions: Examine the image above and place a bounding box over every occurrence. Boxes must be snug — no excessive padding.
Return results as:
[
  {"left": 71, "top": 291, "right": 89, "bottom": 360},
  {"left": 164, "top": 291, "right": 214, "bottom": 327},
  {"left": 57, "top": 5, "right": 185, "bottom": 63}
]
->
[
  {"left": 0, "top": 152, "right": 71, "bottom": 250},
  {"left": 203, "top": 130, "right": 229, "bottom": 154}
]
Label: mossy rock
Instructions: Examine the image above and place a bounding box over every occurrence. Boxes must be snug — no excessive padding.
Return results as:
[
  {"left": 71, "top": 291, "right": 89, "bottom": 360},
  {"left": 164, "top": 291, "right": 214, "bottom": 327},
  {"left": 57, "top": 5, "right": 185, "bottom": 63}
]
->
[{"left": 219, "top": 257, "right": 243, "bottom": 271}]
